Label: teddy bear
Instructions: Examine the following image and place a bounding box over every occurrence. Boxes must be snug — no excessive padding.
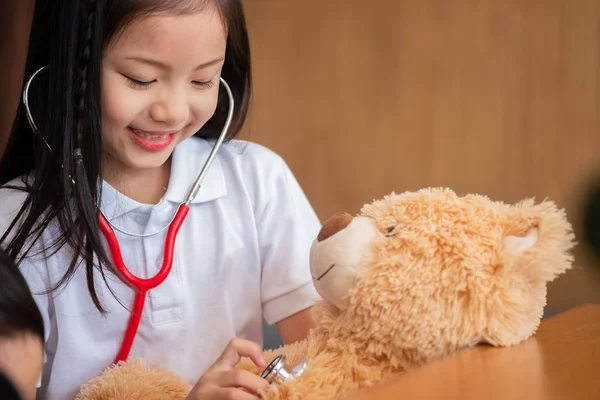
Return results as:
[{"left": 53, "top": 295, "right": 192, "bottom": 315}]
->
[{"left": 76, "top": 188, "right": 575, "bottom": 400}]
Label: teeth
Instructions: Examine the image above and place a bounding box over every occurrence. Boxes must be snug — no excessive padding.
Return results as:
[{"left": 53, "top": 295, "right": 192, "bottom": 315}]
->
[{"left": 132, "top": 129, "right": 169, "bottom": 142}]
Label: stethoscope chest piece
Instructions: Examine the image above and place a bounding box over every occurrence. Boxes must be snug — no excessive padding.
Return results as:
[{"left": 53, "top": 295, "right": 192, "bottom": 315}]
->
[{"left": 260, "top": 355, "right": 307, "bottom": 385}]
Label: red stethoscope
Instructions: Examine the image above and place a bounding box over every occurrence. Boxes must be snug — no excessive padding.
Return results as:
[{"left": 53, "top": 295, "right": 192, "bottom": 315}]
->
[{"left": 23, "top": 66, "right": 235, "bottom": 364}]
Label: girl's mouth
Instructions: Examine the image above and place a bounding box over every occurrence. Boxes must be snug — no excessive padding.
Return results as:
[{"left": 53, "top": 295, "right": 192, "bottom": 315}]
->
[{"left": 128, "top": 127, "right": 178, "bottom": 151}]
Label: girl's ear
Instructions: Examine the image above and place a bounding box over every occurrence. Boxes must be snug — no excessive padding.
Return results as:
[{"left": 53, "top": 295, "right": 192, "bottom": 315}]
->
[{"left": 500, "top": 199, "right": 576, "bottom": 285}]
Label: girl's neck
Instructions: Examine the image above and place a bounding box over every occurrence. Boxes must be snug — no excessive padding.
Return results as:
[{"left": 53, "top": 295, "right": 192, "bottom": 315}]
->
[{"left": 101, "top": 156, "right": 171, "bottom": 205}]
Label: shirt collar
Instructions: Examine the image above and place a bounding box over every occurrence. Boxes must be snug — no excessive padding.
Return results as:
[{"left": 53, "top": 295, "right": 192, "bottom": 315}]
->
[
  {"left": 98, "top": 137, "right": 227, "bottom": 220},
  {"left": 163, "top": 137, "right": 227, "bottom": 204}
]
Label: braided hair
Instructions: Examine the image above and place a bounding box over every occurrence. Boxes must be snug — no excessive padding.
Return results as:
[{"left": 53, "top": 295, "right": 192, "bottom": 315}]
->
[
  {"left": 68, "top": 0, "right": 115, "bottom": 311},
  {"left": 75, "top": 1, "right": 96, "bottom": 164}
]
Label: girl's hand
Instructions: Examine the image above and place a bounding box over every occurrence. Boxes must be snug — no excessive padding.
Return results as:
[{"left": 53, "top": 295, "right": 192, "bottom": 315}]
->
[{"left": 185, "top": 338, "right": 270, "bottom": 400}]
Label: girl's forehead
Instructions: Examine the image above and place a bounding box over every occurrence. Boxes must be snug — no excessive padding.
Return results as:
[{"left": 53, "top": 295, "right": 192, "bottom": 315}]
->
[{"left": 108, "top": 9, "right": 226, "bottom": 54}]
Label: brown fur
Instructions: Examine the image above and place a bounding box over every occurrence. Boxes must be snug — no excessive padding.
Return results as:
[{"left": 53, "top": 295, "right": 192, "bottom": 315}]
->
[
  {"left": 317, "top": 211, "right": 354, "bottom": 242},
  {"left": 75, "top": 188, "right": 575, "bottom": 400}
]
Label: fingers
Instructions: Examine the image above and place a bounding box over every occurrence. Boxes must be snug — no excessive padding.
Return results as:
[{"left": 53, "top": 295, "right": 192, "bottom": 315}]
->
[
  {"left": 212, "top": 338, "right": 266, "bottom": 370},
  {"left": 185, "top": 338, "right": 270, "bottom": 400},
  {"left": 213, "top": 369, "right": 270, "bottom": 394},
  {"left": 187, "top": 370, "right": 268, "bottom": 400}
]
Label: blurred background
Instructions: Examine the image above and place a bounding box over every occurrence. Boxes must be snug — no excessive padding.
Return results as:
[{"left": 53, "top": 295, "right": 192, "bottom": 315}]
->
[
  {"left": 2, "top": 1, "right": 599, "bottom": 348},
  {"left": 241, "top": 0, "right": 600, "bottom": 318}
]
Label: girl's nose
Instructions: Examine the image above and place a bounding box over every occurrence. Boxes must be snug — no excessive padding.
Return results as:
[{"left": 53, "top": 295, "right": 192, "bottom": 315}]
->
[{"left": 150, "top": 91, "right": 189, "bottom": 126}]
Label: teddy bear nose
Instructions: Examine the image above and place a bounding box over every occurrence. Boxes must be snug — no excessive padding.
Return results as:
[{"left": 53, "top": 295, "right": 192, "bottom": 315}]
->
[{"left": 317, "top": 212, "right": 354, "bottom": 242}]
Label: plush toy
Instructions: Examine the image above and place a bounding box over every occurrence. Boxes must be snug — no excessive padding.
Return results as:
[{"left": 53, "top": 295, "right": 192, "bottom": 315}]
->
[{"left": 76, "top": 188, "right": 575, "bottom": 400}]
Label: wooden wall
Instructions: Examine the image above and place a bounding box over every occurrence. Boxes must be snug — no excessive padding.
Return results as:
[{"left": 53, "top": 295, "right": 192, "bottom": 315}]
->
[
  {"left": 242, "top": 0, "right": 600, "bottom": 312},
  {"left": 0, "top": 1, "right": 34, "bottom": 156}
]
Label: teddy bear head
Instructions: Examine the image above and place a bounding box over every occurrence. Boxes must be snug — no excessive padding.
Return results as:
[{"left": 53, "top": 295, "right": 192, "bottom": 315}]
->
[{"left": 309, "top": 188, "right": 575, "bottom": 368}]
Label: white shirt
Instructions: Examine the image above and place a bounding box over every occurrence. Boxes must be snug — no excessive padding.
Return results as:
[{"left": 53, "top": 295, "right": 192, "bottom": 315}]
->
[{"left": 0, "top": 138, "right": 321, "bottom": 400}]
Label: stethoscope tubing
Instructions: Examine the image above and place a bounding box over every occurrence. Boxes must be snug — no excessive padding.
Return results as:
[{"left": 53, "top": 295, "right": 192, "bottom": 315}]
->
[{"left": 99, "top": 204, "right": 190, "bottom": 364}]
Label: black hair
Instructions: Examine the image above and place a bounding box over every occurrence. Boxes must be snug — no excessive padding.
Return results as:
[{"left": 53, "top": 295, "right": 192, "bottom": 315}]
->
[
  {"left": 0, "top": 248, "right": 45, "bottom": 341},
  {"left": 0, "top": 372, "right": 22, "bottom": 400},
  {"left": 0, "top": 0, "right": 252, "bottom": 312}
]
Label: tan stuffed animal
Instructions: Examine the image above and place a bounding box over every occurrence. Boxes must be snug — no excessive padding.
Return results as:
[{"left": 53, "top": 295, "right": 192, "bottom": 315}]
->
[{"left": 76, "top": 188, "right": 575, "bottom": 400}]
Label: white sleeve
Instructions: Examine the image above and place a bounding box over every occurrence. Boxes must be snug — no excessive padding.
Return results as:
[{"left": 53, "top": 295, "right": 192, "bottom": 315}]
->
[{"left": 257, "top": 157, "right": 322, "bottom": 325}]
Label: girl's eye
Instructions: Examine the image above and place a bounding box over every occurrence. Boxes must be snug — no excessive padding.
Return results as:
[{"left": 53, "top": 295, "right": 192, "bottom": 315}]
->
[
  {"left": 192, "top": 80, "right": 214, "bottom": 89},
  {"left": 123, "top": 75, "right": 214, "bottom": 90},
  {"left": 125, "top": 76, "right": 154, "bottom": 89}
]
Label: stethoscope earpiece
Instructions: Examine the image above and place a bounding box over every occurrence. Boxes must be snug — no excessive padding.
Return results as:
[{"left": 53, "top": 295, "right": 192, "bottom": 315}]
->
[{"left": 260, "top": 355, "right": 307, "bottom": 385}]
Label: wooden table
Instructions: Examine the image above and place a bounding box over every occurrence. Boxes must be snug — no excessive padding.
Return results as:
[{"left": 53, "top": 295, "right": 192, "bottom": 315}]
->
[{"left": 345, "top": 304, "right": 600, "bottom": 400}]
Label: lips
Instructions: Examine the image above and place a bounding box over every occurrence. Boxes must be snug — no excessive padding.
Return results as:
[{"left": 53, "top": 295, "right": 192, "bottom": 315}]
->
[{"left": 128, "top": 127, "right": 179, "bottom": 151}]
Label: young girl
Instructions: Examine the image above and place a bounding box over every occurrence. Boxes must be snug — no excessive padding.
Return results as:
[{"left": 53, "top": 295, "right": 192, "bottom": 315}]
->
[{"left": 0, "top": 1, "right": 321, "bottom": 399}]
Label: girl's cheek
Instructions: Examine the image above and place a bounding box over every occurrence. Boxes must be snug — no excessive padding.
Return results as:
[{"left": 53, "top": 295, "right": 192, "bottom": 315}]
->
[
  {"left": 193, "top": 88, "right": 220, "bottom": 126},
  {"left": 102, "top": 79, "right": 144, "bottom": 125},
  {"left": 101, "top": 75, "right": 125, "bottom": 122}
]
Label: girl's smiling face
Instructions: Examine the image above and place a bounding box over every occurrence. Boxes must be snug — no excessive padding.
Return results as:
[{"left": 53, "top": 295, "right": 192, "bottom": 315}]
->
[{"left": 101, "top": 4, "right": 227, "bottom": 179}]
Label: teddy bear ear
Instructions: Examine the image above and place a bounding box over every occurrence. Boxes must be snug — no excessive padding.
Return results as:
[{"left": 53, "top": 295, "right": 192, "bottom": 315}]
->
[
  {"left": 502, "top": 227, "right": 538, "bottom": 254},
  {"left": 500, "top": 199, "right": 576, "bottom": 284}
]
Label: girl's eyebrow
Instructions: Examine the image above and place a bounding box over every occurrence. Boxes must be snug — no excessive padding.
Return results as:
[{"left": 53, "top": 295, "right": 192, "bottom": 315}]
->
[{"left": 124, "top": 56, "right": 225, "bottom": 71}]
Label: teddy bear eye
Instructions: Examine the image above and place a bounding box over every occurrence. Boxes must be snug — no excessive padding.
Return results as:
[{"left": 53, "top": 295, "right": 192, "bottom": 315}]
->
[{"left": 384, "top": 226, "right": 397, "bottom": 237}]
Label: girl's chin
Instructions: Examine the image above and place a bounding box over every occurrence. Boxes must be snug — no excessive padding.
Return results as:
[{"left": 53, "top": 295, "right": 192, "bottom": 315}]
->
[{"left": 102, "top": 147, "right": 174, "bottom": 173}]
